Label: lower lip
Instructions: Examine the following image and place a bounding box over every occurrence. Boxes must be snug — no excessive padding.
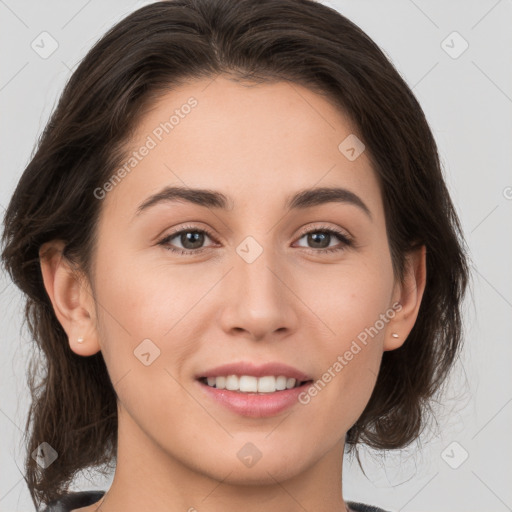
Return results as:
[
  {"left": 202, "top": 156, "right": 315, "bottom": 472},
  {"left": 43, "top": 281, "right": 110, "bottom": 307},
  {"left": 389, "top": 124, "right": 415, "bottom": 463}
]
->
[{"left": 197, "top": 380, "right": 312, "bottom": 418}]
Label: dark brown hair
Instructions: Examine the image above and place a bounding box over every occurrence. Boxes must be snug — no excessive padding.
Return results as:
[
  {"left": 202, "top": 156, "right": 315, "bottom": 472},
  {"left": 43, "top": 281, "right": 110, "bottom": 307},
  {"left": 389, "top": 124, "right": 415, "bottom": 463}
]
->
[{"left": 1, "top": 0, "right": 469, "bottom": 508}]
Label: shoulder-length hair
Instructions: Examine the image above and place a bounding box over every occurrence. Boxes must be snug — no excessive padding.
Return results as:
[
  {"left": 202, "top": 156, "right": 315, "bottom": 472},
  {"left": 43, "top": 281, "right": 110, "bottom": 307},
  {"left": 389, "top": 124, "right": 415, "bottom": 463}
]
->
[{"left": 1, "top": 0, "right": 469, "bottom": 507}]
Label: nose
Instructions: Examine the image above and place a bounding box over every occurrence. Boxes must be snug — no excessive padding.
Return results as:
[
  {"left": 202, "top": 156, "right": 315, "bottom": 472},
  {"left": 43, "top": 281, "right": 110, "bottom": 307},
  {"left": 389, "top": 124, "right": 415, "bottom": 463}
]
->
[{"left": 217, "top": 240, "right": 298, "bottom": 341}]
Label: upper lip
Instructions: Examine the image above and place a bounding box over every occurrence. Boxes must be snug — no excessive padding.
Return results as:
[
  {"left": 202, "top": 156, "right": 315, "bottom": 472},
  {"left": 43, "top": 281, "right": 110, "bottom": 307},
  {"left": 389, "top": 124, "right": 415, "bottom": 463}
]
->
[{"left": 196, "top": 361, "right": 312, "bottom": 382}]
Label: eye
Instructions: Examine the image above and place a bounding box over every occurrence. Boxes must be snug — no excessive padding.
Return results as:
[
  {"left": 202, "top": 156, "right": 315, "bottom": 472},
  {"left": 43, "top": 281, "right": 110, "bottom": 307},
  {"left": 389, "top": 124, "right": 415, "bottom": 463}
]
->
[
  {"left": 157, "top": 223, "right": 353, "bottom": 256},
  {"left": 294, "top": 225, "right": 353, "bottom": 254},
  {"left": 158, "top": 224, "right": 217, "bottom": 255}
]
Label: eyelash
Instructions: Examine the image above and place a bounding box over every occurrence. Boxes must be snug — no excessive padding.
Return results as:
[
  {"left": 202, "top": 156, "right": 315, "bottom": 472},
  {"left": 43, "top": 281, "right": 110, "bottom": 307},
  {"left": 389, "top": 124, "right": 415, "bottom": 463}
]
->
[{"left": 158, "top": 223, "right": 353, "bottom": 256}]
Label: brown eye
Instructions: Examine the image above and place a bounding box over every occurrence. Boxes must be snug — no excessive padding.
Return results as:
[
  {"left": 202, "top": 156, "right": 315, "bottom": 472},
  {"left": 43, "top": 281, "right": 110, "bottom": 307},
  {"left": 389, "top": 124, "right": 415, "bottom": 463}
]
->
[
  {"left": 176, "top": 231, "right": 206, "bottom": 250},
  {"left": 158, "top": 226, "right": 216, "bottom": 255},
  {"left": 295, "top": 226, "right": 352, "bottom": 254}
]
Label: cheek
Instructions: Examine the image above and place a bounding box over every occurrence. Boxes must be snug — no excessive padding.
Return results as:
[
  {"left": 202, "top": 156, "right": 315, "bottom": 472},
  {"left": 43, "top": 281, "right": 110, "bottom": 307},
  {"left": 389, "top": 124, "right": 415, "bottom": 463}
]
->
[
  {"left": 94, "top": 239, "right": 202, "bottom": 334},
  {"left": 311, "top": 254, "right": 395, "bottom": 347},
  {"left": 91, "top": 244, "right": 206, "bottom": 393},
  {"left": 91, "top": 254, "right": 203, "bottom": 434},
  {"left": 301, "top": 251, "right": 394, "bottom": 409}
]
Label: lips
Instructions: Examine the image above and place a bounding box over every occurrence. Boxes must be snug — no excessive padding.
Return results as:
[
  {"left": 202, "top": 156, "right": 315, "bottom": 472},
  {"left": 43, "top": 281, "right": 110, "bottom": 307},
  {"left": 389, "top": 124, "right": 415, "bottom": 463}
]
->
[
  {"left": 196, "top": 361, "right": 312, "bottom": 381},
  {"left": 194, "top": 361, "right": 315, "bottom": 417}
]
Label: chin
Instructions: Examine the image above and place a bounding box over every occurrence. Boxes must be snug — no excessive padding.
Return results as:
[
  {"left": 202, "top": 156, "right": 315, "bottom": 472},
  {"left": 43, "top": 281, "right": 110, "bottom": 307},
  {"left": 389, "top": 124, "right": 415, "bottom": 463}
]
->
[{"left": 194, "top": 445, "right": 309, "bottom": 485}]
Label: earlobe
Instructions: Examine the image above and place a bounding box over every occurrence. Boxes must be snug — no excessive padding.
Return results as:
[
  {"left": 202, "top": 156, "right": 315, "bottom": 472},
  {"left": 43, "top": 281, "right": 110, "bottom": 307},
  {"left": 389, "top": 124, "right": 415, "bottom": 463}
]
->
[
  {"left": 384, "top": 245, "right": 427, "bottom": 351},
  {"left": 39, "top": 240, "right": 101, "bottom": 357}
]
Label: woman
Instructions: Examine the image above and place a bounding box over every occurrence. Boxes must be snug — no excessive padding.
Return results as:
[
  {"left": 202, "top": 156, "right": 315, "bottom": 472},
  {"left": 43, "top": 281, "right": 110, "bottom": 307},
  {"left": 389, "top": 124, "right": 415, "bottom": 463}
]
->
[{"left": 1, "top": 0, "right": 469, "bottom": 511}]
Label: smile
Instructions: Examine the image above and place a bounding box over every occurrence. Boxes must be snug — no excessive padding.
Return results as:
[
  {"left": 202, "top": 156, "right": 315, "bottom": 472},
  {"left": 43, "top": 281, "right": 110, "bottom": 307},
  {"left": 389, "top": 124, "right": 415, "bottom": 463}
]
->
[{"left": 199, "top": 375, "right": 309, "bottom": 393}]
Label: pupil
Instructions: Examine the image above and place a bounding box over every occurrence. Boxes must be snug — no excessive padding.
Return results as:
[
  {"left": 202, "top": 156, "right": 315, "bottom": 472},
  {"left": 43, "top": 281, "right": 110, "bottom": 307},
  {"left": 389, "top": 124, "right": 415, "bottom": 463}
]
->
[
  {"left": 179, "top": 231, "right": 331, "bottom": 250},
  {"left": 309, "top": 232, "right": 329, "bottom": 248},
  {"left": 182, "top": 231, "right": 204, "bottom": 249}
]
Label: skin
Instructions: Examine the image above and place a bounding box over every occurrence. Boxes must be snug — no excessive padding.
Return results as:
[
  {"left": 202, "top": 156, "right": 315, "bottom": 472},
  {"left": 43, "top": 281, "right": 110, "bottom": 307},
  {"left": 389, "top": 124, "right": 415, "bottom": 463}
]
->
[{"left": 40, "top": 76, "right": 426, "bottom": 512}]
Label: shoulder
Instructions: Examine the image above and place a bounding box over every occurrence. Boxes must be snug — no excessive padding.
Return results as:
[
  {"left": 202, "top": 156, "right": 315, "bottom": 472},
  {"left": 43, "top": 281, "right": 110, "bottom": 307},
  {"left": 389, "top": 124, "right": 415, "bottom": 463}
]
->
[
  {"left": 39, "top": 493, "right": 387, "bottom": 512},
  {"left": 347, "top": 501, "right": 393, "bottom": 512},
  {"left": 40, "top": 490, "right": 106, "bottom": 512}
]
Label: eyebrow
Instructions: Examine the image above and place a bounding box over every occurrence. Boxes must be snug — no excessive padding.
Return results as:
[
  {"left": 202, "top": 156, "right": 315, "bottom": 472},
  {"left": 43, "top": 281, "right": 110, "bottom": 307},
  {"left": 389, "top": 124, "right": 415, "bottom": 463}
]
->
[{"left": 135, "top": 185, "right": 372, "bottom": 219}]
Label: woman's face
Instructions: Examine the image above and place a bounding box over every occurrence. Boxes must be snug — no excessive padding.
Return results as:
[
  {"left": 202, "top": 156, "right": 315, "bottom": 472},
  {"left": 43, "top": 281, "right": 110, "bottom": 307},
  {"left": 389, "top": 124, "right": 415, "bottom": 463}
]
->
[{"left": 63, "top": 76, "right": 423, "bottom": 484}]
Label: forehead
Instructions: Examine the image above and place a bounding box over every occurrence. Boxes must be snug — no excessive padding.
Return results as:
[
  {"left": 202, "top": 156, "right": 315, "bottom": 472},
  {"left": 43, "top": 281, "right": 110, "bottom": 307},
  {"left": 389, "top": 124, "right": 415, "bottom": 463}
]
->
[{"left": 100, "top": 76, "right": 383, "bottom": 219}]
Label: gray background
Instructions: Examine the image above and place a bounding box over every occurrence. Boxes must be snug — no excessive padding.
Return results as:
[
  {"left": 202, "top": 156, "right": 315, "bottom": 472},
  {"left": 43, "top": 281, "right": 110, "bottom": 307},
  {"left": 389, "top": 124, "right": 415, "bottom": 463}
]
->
[{"left": 1, "top": 1, "right": 511, "bottom": 511}]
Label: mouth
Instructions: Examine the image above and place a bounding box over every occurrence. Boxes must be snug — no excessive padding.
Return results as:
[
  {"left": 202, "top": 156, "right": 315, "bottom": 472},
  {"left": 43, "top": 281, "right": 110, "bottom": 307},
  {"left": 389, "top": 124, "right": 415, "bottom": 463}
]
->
[
  {"left": 196, "top": 376, "right": 314, "bottom": 417},
  {"left": 194, "top": 361, "right": 314, "bottom": 417},
  {"left": 197, "top": 375, "right": 313, "bottom": 394}
]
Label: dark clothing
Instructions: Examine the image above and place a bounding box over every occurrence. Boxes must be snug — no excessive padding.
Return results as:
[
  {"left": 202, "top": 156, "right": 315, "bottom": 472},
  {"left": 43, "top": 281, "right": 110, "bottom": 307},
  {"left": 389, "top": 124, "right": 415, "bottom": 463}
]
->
[
  {"left": 347, "top": 501, "right": 391, "bottom": 512},
  {"left": 41, "top": 490, "right": 391, "bottom": 512},
  {"left": 41, "top": 491, "right": 105, "bottom": 512}
]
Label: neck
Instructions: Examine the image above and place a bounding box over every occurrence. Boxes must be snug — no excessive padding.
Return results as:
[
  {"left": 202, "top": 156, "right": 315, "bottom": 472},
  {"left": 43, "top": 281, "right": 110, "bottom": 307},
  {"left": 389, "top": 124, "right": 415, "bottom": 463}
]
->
[{"left": 99, "top": 406, "right": 351, "bottom": 512}]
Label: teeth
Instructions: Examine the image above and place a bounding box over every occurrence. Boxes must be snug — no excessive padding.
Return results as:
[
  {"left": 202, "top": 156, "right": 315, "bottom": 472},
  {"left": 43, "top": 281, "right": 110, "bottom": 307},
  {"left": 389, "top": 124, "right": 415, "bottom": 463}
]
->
[
  {"left": 226, "top": 375, "right": 239, "bottom": 391},
  {"left": 240, "top": 375, "right": 258, "bottom": 392},
  {"left": 276, "top": 376, "right": 287, "bottom": 390},
  {"left": 203, "top": 375, "right": 303, "bottom": 393}
]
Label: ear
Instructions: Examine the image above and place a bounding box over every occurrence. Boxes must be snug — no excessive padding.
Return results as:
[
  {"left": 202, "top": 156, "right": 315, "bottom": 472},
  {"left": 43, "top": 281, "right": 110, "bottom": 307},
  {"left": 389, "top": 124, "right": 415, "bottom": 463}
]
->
[
  {"left": 384, "top": 244, "right": 427, "bottom": 351},
  {"left": 39, "top": 240, "right": 101, "bottom": 356}
]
